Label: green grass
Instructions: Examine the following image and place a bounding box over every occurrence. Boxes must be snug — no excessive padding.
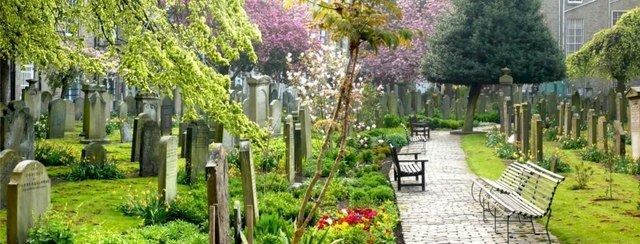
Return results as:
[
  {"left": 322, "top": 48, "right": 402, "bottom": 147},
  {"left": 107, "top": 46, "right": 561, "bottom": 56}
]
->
[{"left": 462, "top": 134, "right": 640, "bottom": 243}]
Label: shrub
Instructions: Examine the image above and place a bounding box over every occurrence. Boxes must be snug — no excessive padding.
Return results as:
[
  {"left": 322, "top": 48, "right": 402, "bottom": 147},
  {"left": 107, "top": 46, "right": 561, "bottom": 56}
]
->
[
  {"left": 119, "top": 190, "right": 169, "bottom": 226},
  {"left": 572, "top": 161, "right": 594, "bottom": 190},
  {"left": 325, "top": 179, "right": 350, "bottom": 205},
  {"left": 544, "top": 127, "right": 558, "bottom": 142},
  {"left": 314, "top": 119, "right": 341, "bottom": 133},
  {"left": 612, "top": 155, "right": 635, "bottom": 174},
  {"left": 28, "top": 210, "right": 75, "bottom": 244},
  {"left": 97, "top": 221, "right": 207, "bottom": 243},
  {"left": 559, "top": 137, "right": 587, "bottom": 150},
  {"left": 425, "top": 117, "right": 463, "bottom": 130},
  {"left": 256, "top": 172, "right": 290, "bottom": 193},
  {"left": 580, "top": 147, "right": 607, "bottom": 163},
  {"left": 67, "top": 160, "right": 124, "bottom": 181},
  {"left": 255, "top": 214, "right": 293, "bottom": 243},
  {"left": 105, "top": 118, "right": 123, "bottom": 135},
  {"left": 259, "top": 192, "right": 302, "bottom": 220},
  {"left": 368, "top": 186, "right": 395, "bottom": 204},
  {"left": 495, "top": 142, "right": 519, "bottom": 160},
  {"left": 385, "top": 134, "right": 408, "bottom": 148},
  {"left": 169, "top": 187, "right": 208, "bottom": 228},
  {"left": 383, "top": 114, "right": 403, "bottom": 128},
  {"left": 485, "top": 129, "right": 505, "bottom": 148},
  {"left": 474, "top": 111, "right": 499, "bottom": 123},
  {"left": 35, "top": 141, "right": 79, "bottom": 166},
  {"left": 537, "top": 156, "right": 571, "bottom": 173},
  {"left": 34, "top": 114, "right": 48, "bottom": 139}
]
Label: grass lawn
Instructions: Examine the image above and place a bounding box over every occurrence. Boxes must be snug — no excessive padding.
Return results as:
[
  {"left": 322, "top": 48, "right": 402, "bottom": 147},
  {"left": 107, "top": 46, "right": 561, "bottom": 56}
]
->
[{"left": 461, "top": 134, "right": 640, "bottom": 243}]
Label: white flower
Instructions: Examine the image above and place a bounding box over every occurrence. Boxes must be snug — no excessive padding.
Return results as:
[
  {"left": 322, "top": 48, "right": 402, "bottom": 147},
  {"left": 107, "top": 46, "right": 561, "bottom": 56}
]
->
[
  {"left": 372, "top": 124, "right": 377, "bottom": 129},
  {"left": 378, "top": 139, "right": 384, "bottom": 144}
]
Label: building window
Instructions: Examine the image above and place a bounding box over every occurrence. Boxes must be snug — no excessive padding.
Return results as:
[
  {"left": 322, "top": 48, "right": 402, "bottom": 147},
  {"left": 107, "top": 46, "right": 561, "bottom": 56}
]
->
[
  {"left": 568, "top": 0, "right": 583, "bottom": 4},
  {"left": 612, "top": 11, "right": 627, "bottom": 26},
  {"left": 566, "top": 18, "right": 584, "bottom": 54},
  {"left": 66, "top": 81, "right": 81, "bottom": 100},
  {"left": 19, "top": 64, "right": 35, "bottom": 87}
]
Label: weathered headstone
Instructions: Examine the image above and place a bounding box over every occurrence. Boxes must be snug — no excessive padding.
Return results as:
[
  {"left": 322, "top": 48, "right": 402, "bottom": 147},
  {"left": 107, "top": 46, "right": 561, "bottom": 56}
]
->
[
  {"left": 597, "top": 116, "right": 608, "bottom": 151},
  {"left": 246, "top": 75, "right": 270, "bottom": 126},
  {"left": 135, "top": 92, "right": 160, "bottom": 122},
  {"left": 124, "top": 95, "right": 136, "bottom": 117},
  {"left": 120, "top": 121, "right": 133, "bottom": 143},
  {"left": 81, "top": 142, "right": 107, "bottom": 164},
  {"left": 557, "top": 102, "right": 564, "bottom": 135},
  {"left": 626, "top": 87, "right": 640, "bottom": 158},
  {"left": 0, "top": 149, "right": 21, "bottom": 209},
  {"left": 47, "top": 99, "right": 67, "bottom": 139},
  {"left": 118, "top": 101, "right": 128, "bottom": 119},
  {"left": 7, "top": 160, "right": 51, "bottom": 244},
  {"left": 185, "top": 121, "right": 212, "bottom": 183},
  {"left": 587, "top": 109, "right": 597, "bottom": 146},
  {"left": 0, "top": 101, "right": 35, "bottom": 159},
  {"left": 520, "top": 103, "right": 530, "bottom": 156},
  {"left": 563, "top": 103, "right": 572, "bottom": 137},
  {"left": 160, "top": 97, "right": 174, "bottom": 135},
  {"left": 514, "top": 104, "right": 522, "bottom": 143},
  {"left": 283, "top": 115, "right": 295, "bottom": 183},
  {"left": 294, "top": 124, "right": 303, "bottom": 179},
  {"left": 21, "top": 79, "right": 41, "bottom": 119},
  {"left": 502, "top": 97, "right": 513, "bottom": 135},
  {"left": 140, "top": 120, "right": 161, "bottom": 177},
  {"left": 158, "top": 136, "right": 178, "bottom": 204},
  {"left": 64, "top": 100, "right": 75, "bottom": 132},
  {"left": 131, "top": 113, "right": 153, "bottom": 162},
  {"left": 269, "top": 100, "right": 282, "bottom": 135},
  {"left": 613, "top": 120, "right": 626, "bottom": 156},
  {"left": 82, "top": 87, "right": 108, "bottom": 142},
  {"left": 571, "top": 113, "right": 581, "bottom": 139},
  {"left": 532, "top": 115, "right": 543, "bottom": 162},
  {"left": 607, "top": 89, "right": 616, "bottom": 120},
  {"left": 238, "top": 141, "right": 259, "bottom": 220},
  {"left": 74, "top": 97, "right": 84, "bottom": 120},
  {"left": 206, "top": 143, "right": 230, "bottom": 244},
  {"left": 81, "top": 83, "right": 94, "bottom": 137},
  {"left": 299, "top": 106, "right": 312, "bottom": 159},
  {"left": 104, "top": 93, "right": 113, "bottom": 117},
  {"left": 40, "top": 91, "right": 52, "bottom": 115}
]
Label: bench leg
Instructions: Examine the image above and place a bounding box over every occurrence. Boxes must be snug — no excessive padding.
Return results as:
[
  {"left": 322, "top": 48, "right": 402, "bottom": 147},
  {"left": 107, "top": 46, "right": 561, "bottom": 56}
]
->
[
  {"left": 421, "top": 175, "right": 425, "bottom": 191},
  {"left": 545, "top": 210, "right": 553, "bottom": 243},
  {"left": 398, "top": 177, "right": 402, "bottom": 191},
  {"left": 506, "top": 215, "right": 511, "bottom": 243}
]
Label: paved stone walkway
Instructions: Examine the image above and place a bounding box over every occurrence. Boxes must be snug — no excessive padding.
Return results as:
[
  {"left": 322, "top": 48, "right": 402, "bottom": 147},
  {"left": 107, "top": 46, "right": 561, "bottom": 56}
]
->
[{"left": 393, "top": 131, "right": 558, "bottom": 243}]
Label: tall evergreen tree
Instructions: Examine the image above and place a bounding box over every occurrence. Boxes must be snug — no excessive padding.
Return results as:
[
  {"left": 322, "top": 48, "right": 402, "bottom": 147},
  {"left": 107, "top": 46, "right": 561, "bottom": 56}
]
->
[{"left": 423, "top": 0, "right": 565, "bottom": 133}]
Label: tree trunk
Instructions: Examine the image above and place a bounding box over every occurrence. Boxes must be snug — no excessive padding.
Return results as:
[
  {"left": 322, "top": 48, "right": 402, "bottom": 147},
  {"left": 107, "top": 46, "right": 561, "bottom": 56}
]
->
[
  {"left": 0, "top": 58, "right": 9, "bottom": 103},
  {"left": 615, "top": 79, "right": 626, "bottom": 94},
  {"left": 462, "top": 83, "right": 482, "bottom": 133}
]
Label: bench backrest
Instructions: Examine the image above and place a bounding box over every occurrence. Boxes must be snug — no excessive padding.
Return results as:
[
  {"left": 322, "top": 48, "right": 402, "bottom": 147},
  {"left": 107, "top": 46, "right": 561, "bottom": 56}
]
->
[
  {"left": 390, "top": 145, "right": 401, "bottom": 171},
  {"left": 497, "top": 162, "right": 529, "bottom": 194},
  {"left": 519, "top": 162, "right": 565, "bottom": 215}
]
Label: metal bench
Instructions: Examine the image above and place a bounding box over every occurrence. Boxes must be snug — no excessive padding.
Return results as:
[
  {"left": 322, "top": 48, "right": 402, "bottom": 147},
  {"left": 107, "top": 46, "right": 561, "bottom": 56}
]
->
[
  {"left": 472, "top": 162, "right": 564, "bottom": 243},
  {"left": 408, "top": 116, "right": 430, "bottom": 142},
  {"left": 390, "top": 145, "right": 427, "bottom": 191}
]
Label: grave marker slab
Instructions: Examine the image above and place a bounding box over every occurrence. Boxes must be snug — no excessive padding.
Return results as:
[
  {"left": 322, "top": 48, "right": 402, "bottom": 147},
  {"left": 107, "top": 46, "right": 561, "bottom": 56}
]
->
[
  {"left": 626, "top": 87, "right": 640, "bottom": 158},
  {"left": 64, "top": 100, "right": 75, "bottom": 132},
  {"left": 185, "top": 122, "right": 211, "bottom": 183},
  {"left": 7, "top": 160, "right": 50, "bottom": 244},
  {"left": 131, "top": 113, "right": 153, "bottom": 162},
  {"left": 47, "top": 99, "right": 66, "bottom": 139},
  {"left": 21, "top": 80, "right": 41, "bottom": 119},
  {"left": 206, "top": 143, "right": 230, "bottom": 244},
  {"left": 283, "top": 115, "right": 295, "bottom": 183},
  {"left": 81, "top": 142, "right": 107, "bottom": 164},
  {"left": 0, "top": 149, "right": 21, "bottom": 209},
  {"left": 239, "top": 141, "right": 259, "bottom": 220},
  {"left": 158, "top": 136, "right": 178, "bottom": 204},
  {"left": 1, "top": 101, "right": 35, "bottom": 159},
  {"left": 161, "top": 97, "right": 174, "bottom": 135},
  {"left": 120, "top": 121, "right": 133, "bottom": 143},
  {"left": 140, "top": 120, "right": 161, "bottom": 177}
]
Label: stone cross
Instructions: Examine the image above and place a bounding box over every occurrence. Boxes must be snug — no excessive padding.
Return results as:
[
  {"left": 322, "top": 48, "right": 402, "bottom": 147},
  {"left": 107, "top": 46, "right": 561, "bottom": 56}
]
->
[
  {"left": 206, "top": 143, "right": 230, "bottom": 244},
  {"left": 0, "top": 149, "right": 21, "bottom": 209},
  {"left": 47, "top": 99, "right": 67, "bottom": 139},
  {"left": 238, "top": 141, "right": 259, "bottom": 220},
  {"left": 7, "top": 160, "right": 51, "bottom": 244},
  {"left": 158, "top": 136, "right": 178, "bottom": 204}
]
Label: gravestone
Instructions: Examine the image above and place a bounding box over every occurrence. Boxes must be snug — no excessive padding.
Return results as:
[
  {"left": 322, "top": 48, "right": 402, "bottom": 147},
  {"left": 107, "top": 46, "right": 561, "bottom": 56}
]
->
[
  {"left": 613, "top": 120, "right": 626, "bottom": 156},
  {"left": 597, "top": 116, "right": 608, "bottom": 151},
  {"left": 104, "top": 93, "right": 113, "bottom": 117},
  {"left": 587, "top": 109, "right": 597, "bottom": 146},
  {"left": 0, "top": 149, "right": 21, "bottom": 209},
  {"left": 294, "top": 124, "right": 303, "bottom": 179},
  {"left": 299, "top": 106, "right": 312, "bottom": 159},
  {"left": 74, "top": 97, "right": 84, "bottom": 120},
  {"left": 81, "top": 83, "right": 94, "bottom": 137},
  {"left": 502, "top": 97, "right": 512, "bottom": 135},
  {"left": 607, "top": 89, "right": 616, "bottom": 120},
  {"left": 537, "top": 99, "right": 547, "bottom": 122},
  {"left": 118, "top": 101, "right": 128, "bottom": 119},
  {"left": 158, "top": 136, "right": 178, "bottom": 204},
  {"left": 206, "top": 143, "right": 230, "bottom": 244},
  {"left": 477, "top": 93, "right": 487, "bottom": 113},
  {"left": 403, "top": 91, "right": 413, "bottom": 115},
  {"left": 140, "top": 120, "right": 161, "bottom": 177},
  {"left": 246, "top": 75, "right": 270, "bottom": 126},
  {"left": 131, "top": 113, "right": 153, "bottom": 162},
  {"left": 21, "top": 79, "right": 41, "bottom": 119},
  {"left": 532, "top": 115, "right": 543, "bottom": 162},
  {"left": 269, "top": 100, "right": 282, "bottom": 135},
  {"left": 7, "top": 160, "right": 51, "bottom": 244},
  {"left": 0, "top": 101, "right": 35, "bottom": 159},
  {"left": 47, "top": 99, "right": 67, "bottom": 139},
  {"left": 571, "top": 113, "right": 581, "bottom": 139},
  {"left": 379, "top": 94, "right": 389, "bottom": 116},
  {"left": 547, "top": 93, "right": 558, "bottom": 122},
  {"left": 514, "top": 104, "right": 521, "bottom": 143},
  {"left": 520, "top": 103, "right": 530, "bottom": 156},
  {"left": 64, "top": 100, "right": 75, "bottom": 132},
  {"left": 40, "top": 91, "right": 52, "bottom": 115},
  {"left": 82, "top": 87, "right": 108, "bottom": 143},
  {"left": 563, "top": 103, "right": 572, "bottom": 137},
  {"left": 283, "top": 115, "right": 295, "bottom": 183},
  {"left": 135, "top": 92, "right": 160, "bottom": 122},
  {"left": 120, "top": 121, "right": 133, "bottom": 143},
  {"left": 160, "top": 97, "right": 174, "bottom": 135},
  {"left": 238, "top": 141, "right": 259, "bottom": 220},
  {"left": 626, "top": 87, "right": 640, "bottom": 158},
  {"left": 557, "top": 102, "right": 564, "bottom": 135},
  {"left": 185, "top": 121, "right": 212, "bottom": 184},
  {"left": 178, "top": 122, "right": 187, "bottom": 157},
  {"left": 571, "top": 91, "right": 581, "bottom": 112},
  {"left": 124, "top": 95, "right": 136, "bottom": 117},
  {"left": 81, "top": 142, "right": 107, "bottom": 164},
  {"left": 388, "top": 91, "right": 398, "bottom": 116}
]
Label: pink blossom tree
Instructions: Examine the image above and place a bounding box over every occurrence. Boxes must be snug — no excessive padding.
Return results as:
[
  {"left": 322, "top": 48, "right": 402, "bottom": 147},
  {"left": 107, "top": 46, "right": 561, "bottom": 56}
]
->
[
  {"left": 361, "top": 0, "right": 449, "bottom": 85},
  {"left": 243, "top": 0, "right": 315, "bottom": 82}
]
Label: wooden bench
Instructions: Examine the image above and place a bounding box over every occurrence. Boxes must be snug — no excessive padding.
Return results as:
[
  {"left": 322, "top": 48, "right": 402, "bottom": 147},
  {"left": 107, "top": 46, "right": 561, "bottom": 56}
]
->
[
  {"left": 472, "top": 162, "right": 564, "bottom": 243},
  {"left": 408, "top": 116, "right": 430, "bottom": 142},
  {"left": 390, "top": 145, "right": 427, "bottom": 191}
]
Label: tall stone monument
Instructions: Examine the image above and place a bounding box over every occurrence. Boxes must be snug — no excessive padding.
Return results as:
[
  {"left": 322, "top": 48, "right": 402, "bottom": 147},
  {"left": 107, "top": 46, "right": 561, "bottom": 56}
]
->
[{"left": 246, "top": 75, "right": 270, "bottom": 126}]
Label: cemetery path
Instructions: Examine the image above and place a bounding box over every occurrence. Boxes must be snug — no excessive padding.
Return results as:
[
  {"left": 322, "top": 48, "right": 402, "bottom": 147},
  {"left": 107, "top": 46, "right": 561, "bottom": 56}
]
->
[{"left": 393, "top": 131, "right": 559, "bottom": 243}]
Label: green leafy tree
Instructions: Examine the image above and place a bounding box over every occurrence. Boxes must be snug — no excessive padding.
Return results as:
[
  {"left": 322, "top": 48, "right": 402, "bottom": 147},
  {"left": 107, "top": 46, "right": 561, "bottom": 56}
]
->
[
  {"left": 285, "top": 0, "right": 411, "bottom": 242},
  {"left": 423, "top": 0, "right": 565, "bottom": 133},
  {"left": 0, "top": 0, "right": 268, "bottom": 142},
  {"left": 567, "top": 8, "right": 640, "bottom": 93}
]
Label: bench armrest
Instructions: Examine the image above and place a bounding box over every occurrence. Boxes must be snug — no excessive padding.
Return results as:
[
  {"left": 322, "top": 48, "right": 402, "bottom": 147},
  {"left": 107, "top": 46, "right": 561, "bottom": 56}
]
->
[
  {"left": 397, "top": 159, "right": 428, "bottom": 163},
  {"left": 397, "top": 152, "right": 420, "bottom": 156}
]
